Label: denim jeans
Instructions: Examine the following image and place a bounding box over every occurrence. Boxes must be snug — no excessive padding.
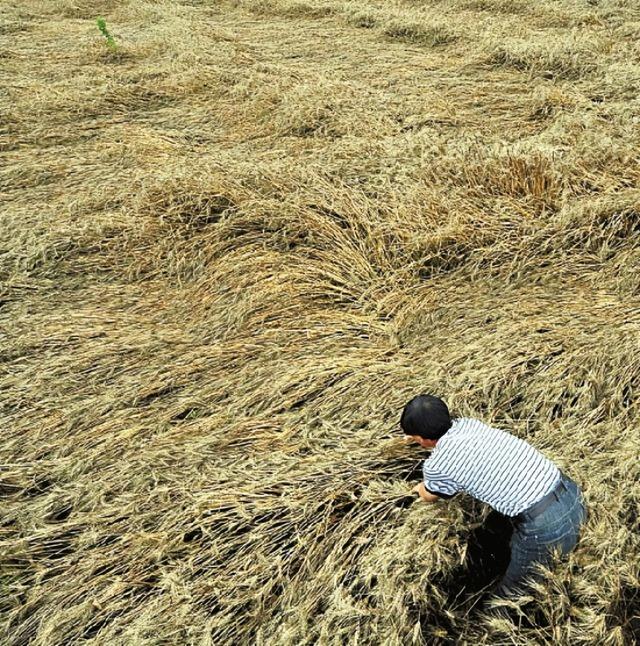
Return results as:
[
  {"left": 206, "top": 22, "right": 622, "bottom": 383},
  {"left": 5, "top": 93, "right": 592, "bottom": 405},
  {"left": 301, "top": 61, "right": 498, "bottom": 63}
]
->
[{"left": 494, "top": 474, "right": 587, "bottom": 598}]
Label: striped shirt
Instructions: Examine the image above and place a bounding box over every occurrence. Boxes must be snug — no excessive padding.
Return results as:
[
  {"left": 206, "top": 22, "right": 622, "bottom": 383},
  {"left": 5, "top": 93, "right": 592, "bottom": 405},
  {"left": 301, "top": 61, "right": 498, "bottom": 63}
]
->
[{"left": 423, "top": 417, "right": 560, "bottom": 517}]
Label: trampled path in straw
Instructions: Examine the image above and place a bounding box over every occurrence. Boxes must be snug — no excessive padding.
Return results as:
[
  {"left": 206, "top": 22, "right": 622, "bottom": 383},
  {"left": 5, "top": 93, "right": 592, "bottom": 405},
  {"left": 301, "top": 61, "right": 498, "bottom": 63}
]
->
[{"left": 1, "top": 0, "right": 639, "bottom": 643}]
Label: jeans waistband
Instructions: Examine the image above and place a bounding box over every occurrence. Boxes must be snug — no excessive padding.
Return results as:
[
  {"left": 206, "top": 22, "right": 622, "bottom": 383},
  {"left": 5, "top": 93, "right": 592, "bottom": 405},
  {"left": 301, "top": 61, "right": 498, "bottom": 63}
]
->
[{"left": 513, "top": 472, "right": 569, "bottom": 524}]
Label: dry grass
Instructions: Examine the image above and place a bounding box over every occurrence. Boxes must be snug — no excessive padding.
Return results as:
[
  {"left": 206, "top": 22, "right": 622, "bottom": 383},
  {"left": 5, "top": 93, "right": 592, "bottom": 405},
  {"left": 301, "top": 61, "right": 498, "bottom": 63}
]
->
[{"left": 1, "top": 0, "right": 640, "bottom": 644}]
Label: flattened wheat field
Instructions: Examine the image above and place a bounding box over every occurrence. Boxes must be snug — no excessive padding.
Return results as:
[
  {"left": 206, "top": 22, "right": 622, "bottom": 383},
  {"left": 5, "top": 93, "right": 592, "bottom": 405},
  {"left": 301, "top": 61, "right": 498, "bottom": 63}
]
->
[{"left": 1, "top": 0, "right": 639, "bottom": 644}]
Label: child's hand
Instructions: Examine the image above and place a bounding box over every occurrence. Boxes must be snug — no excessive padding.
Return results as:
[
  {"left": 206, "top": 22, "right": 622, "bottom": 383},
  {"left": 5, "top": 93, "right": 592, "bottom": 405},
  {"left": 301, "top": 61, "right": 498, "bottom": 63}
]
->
[{"left": 412, "top": 482, "right": 439, "bottom": 503}]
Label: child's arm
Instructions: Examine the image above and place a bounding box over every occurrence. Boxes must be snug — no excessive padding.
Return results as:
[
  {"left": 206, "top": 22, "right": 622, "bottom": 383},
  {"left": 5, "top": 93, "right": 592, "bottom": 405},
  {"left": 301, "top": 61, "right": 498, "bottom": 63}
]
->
[{"left": 413, "top": 482, "right": 440, "bottom": 503}]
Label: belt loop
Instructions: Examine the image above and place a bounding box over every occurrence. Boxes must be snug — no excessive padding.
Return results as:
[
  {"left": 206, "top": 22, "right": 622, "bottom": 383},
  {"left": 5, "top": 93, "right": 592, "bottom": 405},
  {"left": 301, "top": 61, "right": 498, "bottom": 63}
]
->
[{"left": 554, "top": 477, "right": 566, "bottom": 500}]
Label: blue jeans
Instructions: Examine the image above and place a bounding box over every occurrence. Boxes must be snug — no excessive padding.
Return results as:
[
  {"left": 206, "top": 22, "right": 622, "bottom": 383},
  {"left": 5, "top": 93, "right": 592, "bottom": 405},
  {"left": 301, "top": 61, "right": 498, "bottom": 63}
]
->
[{"left": 494, "top": 474, "right": 587, "bottom": 598}]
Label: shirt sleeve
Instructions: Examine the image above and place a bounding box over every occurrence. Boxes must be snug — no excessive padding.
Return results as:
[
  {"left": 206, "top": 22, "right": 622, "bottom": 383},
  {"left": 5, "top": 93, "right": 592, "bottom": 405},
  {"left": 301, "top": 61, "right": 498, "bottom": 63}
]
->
[{"left": 423, "top": 459, "right": 460, "bottom": 499}]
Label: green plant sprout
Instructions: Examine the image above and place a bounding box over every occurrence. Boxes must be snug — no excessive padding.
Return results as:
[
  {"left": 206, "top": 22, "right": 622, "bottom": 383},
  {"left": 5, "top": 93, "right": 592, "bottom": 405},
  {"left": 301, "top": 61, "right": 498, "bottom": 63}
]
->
[{"left": 96, "top": 17, "right": 117, "bottom": 49}]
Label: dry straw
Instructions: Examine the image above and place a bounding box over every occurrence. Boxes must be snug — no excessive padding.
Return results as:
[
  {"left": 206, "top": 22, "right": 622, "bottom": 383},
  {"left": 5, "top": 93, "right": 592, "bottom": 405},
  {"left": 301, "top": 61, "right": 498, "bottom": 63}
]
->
[{"left": 1, "top": 0, "right": 639, "bottom": 644}]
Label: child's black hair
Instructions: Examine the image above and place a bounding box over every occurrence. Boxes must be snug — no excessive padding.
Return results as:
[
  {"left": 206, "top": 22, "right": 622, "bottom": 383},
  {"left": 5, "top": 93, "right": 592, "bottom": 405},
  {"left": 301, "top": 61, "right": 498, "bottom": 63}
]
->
[{"left": 400, "top": 394, "right": 452, "bottom": 440}]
